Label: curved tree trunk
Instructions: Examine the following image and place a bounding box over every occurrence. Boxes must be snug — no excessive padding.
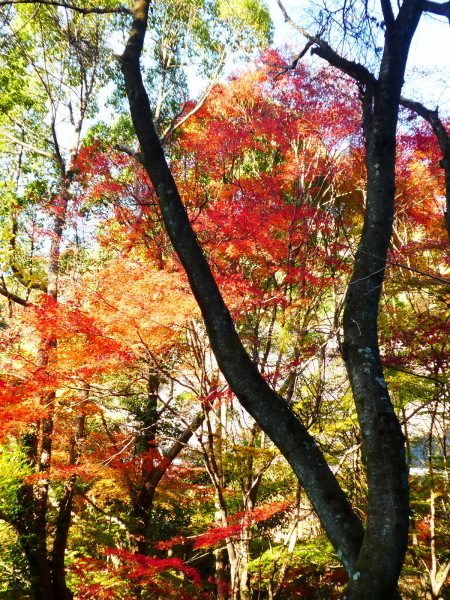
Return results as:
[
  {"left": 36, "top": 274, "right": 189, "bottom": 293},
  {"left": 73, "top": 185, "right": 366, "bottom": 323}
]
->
[
  {"left": 117, "top": 2, "right": 433, "bottom": 598},
  {"left": 118, "top": 0, "right": 364, "bottom": 580},
  {"left": 340, "top": 1, "right": 424, "bottom": 597}
]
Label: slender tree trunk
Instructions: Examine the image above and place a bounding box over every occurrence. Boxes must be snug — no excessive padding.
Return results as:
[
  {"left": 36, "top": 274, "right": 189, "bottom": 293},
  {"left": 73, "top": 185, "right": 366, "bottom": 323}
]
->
[
  {"left": 51, "top": 387, "right": 88, "bottom": 600},
  {"left": 425, "top": 489, "right": 450, "bottom": 599},
  {"left": 341, "top": 1, "right": 424, "bottom": 597},
  {"left": 214, "top": 547, "right": 228, "bottom": 600},
  {"left": 119, "top": 1, "right": 364, "bottom": 580},
  {"left": 13, "top": 177, "right": 71, "bottom": 600}
]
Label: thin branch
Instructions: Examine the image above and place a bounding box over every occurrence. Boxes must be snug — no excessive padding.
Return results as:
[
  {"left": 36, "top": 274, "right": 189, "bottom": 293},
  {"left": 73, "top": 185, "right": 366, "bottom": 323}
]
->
[
  {"left": 1, "top": 130, "right": 57, "bottom": 161},
  {"left": 101, "top": 435, "right": 135, "bottom": 466},
  {"left": 1, "top": 113, "right": 53, "bottom": 146},
  {"left": 275, "top": 0, "right": 308, "bottom": 35},
  {"left": 269, "top": 40, "right": 314, "bottom": 80},
  {"left": 0, "top": 278, "right": 28, "bottom": 306},
  {"left": 423, "top": 0, "right": 450, "bottom": 21},
  {"left": 162, "top": 411, "right": 206, "bottom": 463},
  {"left": 336, "top": 241, "right": 450, "bottom": 287},
  {"left": 161, "top": 46, "right": 227, "bottom": 142},
  {"left": 274, "top": 0, "right": 377, "bottom": 88},
  {"left": 80, "top": 494, "right": 129, "bottom": 531},
  {"left": 0, "top": 0, "right": 132, "bottom": 15},
  {"left": 385, "top": 364, "right": 445, "bottom": 388},
  {"left": 332, "top": 443, "right": 362, "bottom": 476},
  {"left": 114, "top": 143, "right": 143, "bottom": 164},
  {"left": 161, "top": 392, "right": 217, "bottom": 467},
  {"left": 385, "top": 256, "right": 450, "bottom": 287}
]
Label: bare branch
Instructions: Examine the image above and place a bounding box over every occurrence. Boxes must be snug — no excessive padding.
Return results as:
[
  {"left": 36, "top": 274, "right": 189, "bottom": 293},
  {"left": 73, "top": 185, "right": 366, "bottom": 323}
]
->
[
  {"left": 274, "top": 0, "right": 377, "bottom": 88},
  {"left": 113, "top": 143, "right": 143, "bottom": 164},
  {"left": 380, "top": 0, "right": 395, "bottom": 29},
  {"left": 1, "top": 130, "right": 57, "bottom": 161},
  {"left": 311, "top": 43, "right": 377, "bottom": 88},
  {"left": 275, "top": 0, "right": 308, "bottom": 36},
  {"left": 423, "top": 0, "right": 450, "bottom": 21},
  {"left": 0, "top": 282, "right": 28, "bottom": 306},
  {"left": 161, "top": 46, "right": 227, "bottom": 142},
  {"left": 337, "top": 240, "right": 450, "bottom": 286},
  {"left": 400, "top": 96, "right": 450, "bottom": 239},
  {"left": 269, "top": 40, "right": 314, "bottom": 80},
  {"left": 0, "top": 0, "right": 132, "bottom": 15},
  {"left": 400, "top": 97, "right": 449, "bottom": 155},
  {"left": 162, "top": 397, "right": 215, "bottom": 465}
]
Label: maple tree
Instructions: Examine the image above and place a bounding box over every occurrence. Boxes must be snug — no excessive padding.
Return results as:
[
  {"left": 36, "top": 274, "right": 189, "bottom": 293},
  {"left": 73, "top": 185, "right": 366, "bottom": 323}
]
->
[
  {"left": 67, "top": 62, "right": 363, "bottom": 599},
  {"left": 0, "top": 0, "right": 449, "bottom": 599},
  {"left": 0, "top": 2, "right": 272, "bottom": 598},
  {"left": 117, "top": 2, "right": 450, "bottom": 599}
]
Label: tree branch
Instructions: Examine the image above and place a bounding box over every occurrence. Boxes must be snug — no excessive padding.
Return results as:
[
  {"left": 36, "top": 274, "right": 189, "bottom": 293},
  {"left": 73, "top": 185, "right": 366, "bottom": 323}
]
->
[
  {"left": 1, "top": 130, "right": 57, "bottom": 161},
  {"left": 275, "top": 0, "right": 309, "bottom": 36},
  {"left": 0, "top": 0, "right": 132, "bottom": 14},
  {"left": 401, "top": 97, "right": 450, "bottom": 153},
  {"left": 269, "top": 40, "right": 314, "bottom": 80},
  {"left": 380, "top": 0, "right": 396, "bottom": 29},
  {"left": 275, "top": 0, "right": 377, "bottom": 88},
  {"left": 0, "top": 281, "right": 28, "bottom": 306},
  {"left": 400, "top": 96, "right": 450, "bottom": 239},
  {"left": 423, "top": 0, "right": 450, "bottom": 21},
  {"left": 9, "top": 262, "right": 48, "bottom": 293},
  {"left": 311, "top": 43, "right": 377, "bottom": 88},
  {"left": 160, "top": 45, "right": 227, "bottom": 143},
  {"left": 113, "top": 143, "right": 143, "bottom": 164}
]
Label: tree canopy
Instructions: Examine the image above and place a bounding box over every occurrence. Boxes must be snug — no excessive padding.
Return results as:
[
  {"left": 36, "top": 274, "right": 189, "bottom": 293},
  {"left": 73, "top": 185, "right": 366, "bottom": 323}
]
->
[{"left": 0, "top": 1, "right": 449, "bottom": 599}]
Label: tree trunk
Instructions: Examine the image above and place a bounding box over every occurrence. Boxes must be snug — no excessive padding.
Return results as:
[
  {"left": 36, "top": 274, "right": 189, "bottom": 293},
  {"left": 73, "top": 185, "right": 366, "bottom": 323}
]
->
[
  {"left": 22, "top": 542, "right": 55, "bottom": 600},
  {"left": 51, "top": 387, "right": 88, "bottom": 600},
  {"left": 119, "top": 0, "right": 364, "bottom": 580},
  {"left": 13, "top": 165, "right": 72, "bottom": 600},
  {"left": 341, "top": 1, "right": 424, "bottom": 597},
  {"left": 214, "top": 547, "right": 228, "bottom": 600}
]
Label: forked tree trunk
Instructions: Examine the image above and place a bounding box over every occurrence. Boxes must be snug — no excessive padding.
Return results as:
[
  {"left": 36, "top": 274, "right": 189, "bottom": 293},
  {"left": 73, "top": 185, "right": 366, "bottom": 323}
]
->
[
  {"left": 119, "top": 1, "right": 364, "bottom": 582},
  {"left": 117, "top": 1, "right": 427, "bottom": 598},
  {"left": 337, "top": 2, "right": 423, "bottom": 596}
]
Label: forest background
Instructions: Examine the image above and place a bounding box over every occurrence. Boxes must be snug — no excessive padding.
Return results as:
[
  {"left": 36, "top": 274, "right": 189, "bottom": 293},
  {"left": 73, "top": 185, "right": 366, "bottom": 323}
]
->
[{"left": 0, "top": 0, "right": 449, "bottom": 599}]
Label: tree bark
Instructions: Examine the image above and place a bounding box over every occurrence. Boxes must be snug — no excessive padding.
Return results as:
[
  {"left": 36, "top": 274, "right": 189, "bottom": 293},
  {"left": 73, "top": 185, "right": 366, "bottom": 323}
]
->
[
  {"left": 13, "top": 158, "right": 72, "bottom": 600},
  {"left": 340, "top": 0, "right": 424, "bottom": 597},
  {"left": 119, "top": 0, "right": 364, "bottom": 580},
  {"left": 399, "top": 96, "right": 450, "bottom": 241}
]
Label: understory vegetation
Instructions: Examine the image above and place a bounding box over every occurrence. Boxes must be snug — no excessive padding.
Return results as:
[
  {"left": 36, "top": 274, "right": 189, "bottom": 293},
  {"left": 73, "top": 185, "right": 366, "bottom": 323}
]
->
[{"left": 0, "top": 1, "right": 449, "bottom": 599}]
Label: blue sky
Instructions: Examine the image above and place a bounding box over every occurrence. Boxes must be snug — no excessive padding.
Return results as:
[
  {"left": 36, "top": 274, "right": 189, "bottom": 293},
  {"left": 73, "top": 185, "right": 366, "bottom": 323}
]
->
[{"left": 266, "top": 0, "right": 450, "bottom": 113}]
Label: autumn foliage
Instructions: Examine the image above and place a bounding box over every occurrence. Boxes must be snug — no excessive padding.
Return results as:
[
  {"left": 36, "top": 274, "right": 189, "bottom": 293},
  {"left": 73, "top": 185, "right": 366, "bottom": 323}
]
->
[{"left": 0, "top": 49, "right": 449, "bottom": 599}]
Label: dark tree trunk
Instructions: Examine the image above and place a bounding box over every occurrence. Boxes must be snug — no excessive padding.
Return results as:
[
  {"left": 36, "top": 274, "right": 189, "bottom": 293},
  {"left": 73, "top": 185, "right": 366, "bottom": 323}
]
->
[
  {"left": 51, "top": 482, "right": 76, "bottom": 600},
  {"left": 15, "top": 428, "right": 55, "bottom": 600},
  {"left": 22, "top": 543, "right": 55, "bottom": 600},
  {"left": 339, "top": 1, "right": 424, "bottom": 597},
  {"left": 119, "top": 0, "right": 364, "bottom": 578},
  {"left": 117, "top": 1, "right": 438, "bottom": 598},
  {"left": 51, "top": 393, "right": 87, "bottom": 600}
]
